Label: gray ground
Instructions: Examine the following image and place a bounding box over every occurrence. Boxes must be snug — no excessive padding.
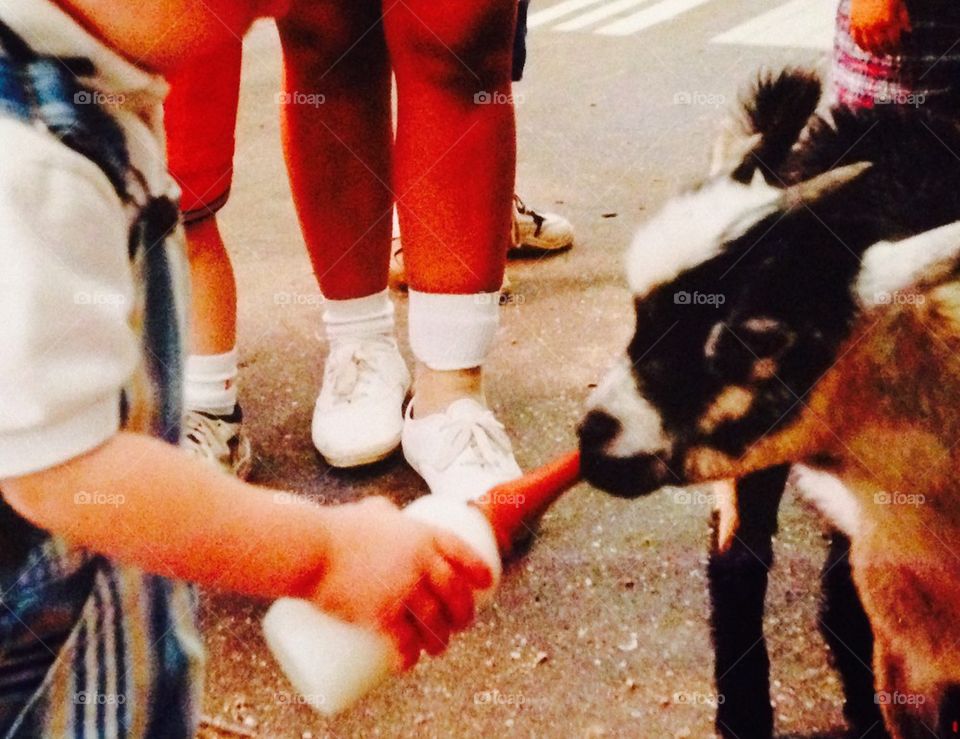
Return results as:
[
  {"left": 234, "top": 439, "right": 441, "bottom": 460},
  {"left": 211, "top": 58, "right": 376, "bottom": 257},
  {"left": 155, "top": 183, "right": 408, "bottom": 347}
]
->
[{"left": 199, "top": 5, "right": 848, "bottom": 737}]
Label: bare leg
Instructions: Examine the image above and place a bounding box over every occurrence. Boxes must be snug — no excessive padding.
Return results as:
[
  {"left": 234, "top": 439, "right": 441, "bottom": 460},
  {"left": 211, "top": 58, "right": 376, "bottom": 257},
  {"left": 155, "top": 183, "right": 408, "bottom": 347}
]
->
[{"left": 184, "top": 217, "right": 237, "bottom": 355}]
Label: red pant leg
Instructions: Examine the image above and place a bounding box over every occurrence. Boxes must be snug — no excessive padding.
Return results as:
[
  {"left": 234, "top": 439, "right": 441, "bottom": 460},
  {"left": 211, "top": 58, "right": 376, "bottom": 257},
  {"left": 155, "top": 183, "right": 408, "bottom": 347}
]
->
[
  {"left": 385, "top": 0, "right": 517, "bottom": 294},
  {"left": 164, "top": 39, "right": 243, "bottom": 222}
]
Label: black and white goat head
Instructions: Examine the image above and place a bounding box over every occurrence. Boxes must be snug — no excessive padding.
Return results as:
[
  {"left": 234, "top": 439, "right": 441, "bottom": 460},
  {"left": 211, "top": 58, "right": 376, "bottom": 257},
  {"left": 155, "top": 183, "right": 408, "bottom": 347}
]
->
[{"left": 580, "top": 69, "right": 960, "bottom": 739}]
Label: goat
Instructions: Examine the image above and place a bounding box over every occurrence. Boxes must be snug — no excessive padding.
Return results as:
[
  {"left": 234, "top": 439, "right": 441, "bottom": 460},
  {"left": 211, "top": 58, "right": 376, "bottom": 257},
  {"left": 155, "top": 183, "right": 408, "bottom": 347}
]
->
[{"left": 579, "top": 69, "right": 960, "bottom": 739}]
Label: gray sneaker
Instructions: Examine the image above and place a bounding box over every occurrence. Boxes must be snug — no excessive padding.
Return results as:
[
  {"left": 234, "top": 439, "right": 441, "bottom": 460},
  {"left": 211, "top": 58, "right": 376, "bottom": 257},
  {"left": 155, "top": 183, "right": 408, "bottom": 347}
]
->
[
  {"left": 511, "top": 194, "right": 574, "bottom": 252},
  {"left": 182, "top": 404, "right": 253, "bottom": 479}
]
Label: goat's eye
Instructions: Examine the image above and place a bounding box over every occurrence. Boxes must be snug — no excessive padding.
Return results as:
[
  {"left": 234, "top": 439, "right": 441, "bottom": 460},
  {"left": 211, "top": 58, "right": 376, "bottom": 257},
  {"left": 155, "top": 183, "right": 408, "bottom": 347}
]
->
[
  {"left": 737, "top": 317, "right": 795, "bottom": 359},
  {"left": 704, "top": 317, "right": 796, "bottom": 383},
  {"left": 705, "top": 324, "right": 754, "bottom": 380}
]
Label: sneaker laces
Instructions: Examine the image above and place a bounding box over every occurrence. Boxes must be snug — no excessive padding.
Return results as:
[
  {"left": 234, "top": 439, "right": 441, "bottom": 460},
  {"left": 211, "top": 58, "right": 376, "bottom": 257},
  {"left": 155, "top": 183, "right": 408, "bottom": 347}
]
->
[
  {"left": 184, "top": 411, "right": 234, "bottom": 459},
  {"left": 324, "top": 336, "right": 398, "bottom": 404},
  {"left": 513, "top": 194, "right": 545, "bottom": 236},
  {"left": 433, "top": 405, "right": 514, "bottom": 471}
]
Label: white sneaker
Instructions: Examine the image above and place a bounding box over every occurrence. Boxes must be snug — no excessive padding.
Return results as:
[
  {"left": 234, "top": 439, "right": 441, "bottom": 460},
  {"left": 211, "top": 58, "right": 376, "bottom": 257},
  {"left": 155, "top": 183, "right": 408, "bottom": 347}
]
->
[
  {"left": 511, "top": 194, "right": 574, "bottom": 252},
  {"left": 402, "top": 398, "right": 522, "bottom": 502},
  {"left": 312, "top": 335, "right": 411, "bottom": 468},
  {"left": 183, "top": 405, "right": 253, "bottom": 479}
]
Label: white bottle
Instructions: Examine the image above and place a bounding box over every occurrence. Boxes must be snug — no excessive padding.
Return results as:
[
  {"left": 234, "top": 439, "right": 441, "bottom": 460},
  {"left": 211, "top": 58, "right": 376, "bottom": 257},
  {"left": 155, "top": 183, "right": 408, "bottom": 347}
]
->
[{"left": 263, "top": 495, "right": 503, "bottom": 716}]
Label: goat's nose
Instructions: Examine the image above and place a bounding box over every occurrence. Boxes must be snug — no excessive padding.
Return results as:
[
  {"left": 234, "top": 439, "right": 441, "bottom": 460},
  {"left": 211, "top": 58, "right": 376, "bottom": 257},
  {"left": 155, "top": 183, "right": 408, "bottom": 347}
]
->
[{"left": 578, "top": 410, "right": 621, "bottom": 453}]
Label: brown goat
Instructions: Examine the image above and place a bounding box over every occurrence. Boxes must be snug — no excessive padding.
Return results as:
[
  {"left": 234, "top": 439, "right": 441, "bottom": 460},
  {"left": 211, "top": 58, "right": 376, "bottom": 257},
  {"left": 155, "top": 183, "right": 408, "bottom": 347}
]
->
[{"left": 684, "top": 273, "right": 960, "bottom": 736}]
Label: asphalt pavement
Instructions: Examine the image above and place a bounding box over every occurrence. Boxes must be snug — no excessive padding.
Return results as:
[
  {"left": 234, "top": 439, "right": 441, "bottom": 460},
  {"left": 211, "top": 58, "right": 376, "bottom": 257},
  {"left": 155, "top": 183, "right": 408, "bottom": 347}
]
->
[{"left": 199, "top": 2, "right": 851, "bottom": 737}]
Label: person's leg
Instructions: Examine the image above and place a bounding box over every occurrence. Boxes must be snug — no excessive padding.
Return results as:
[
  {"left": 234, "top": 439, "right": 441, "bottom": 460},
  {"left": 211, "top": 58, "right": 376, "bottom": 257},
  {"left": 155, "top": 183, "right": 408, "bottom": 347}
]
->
[
  {"left": 165, "top": 39, "right": 251, "bottom": 477},
  {"left": 277, "top": 2, "right": 410, "bottom": 468},
  {"left": 277, "top": 0, "right": 393, "bottom": 299},
  {"left": 509, "top": 0, "right": 574, "bottom": 254},
  {"left": 385, "top": 0, "right": 523, "bottom": 499},
  {"left": 386, "top": 1, "right": 516, "bottom": 297},
  {"left": 181, "top": 216, "right": 237, "bottom": 358},
  {"left": 513, "top": 0, "right": 530, "bottom": 84},
  {"left": 166, "top": 38, "right": 242, "bottom": 356},
  {"left": 829, "top": 0, "right": 901, "bottom": 110}
]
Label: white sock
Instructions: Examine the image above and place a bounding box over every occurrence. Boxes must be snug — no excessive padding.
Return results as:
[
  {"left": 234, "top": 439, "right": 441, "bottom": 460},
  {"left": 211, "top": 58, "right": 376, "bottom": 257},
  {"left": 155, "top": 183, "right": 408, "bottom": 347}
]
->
[
  {"left": 322, "top": 289, "right": 395, "bottom": 341},
  {"left": 185, "top": 348, "right": 239, "bottom": 416},
  {"left": 408, "top": 290, "right": 500, "bottom": 370}
]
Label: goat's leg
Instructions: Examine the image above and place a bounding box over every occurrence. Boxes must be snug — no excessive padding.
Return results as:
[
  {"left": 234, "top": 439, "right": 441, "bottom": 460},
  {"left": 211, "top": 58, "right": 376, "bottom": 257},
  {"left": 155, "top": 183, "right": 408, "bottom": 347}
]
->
[
  {"left": 709, "top": 465, "right": 789, "bottom": 739},
  {"left": 872, "top": 645, "right": 931, "bottom": 739},
  {"left": 820, "top": 533, "right": 889, "bottom": 738}
]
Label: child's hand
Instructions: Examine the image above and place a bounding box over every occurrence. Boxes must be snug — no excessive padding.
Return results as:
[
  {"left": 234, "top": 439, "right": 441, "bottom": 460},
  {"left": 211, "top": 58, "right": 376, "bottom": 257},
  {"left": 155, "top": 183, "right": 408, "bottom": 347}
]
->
[
  {"left": 850, "top": 0, "right": 911, "bottom": 55},
  {"left": 310, "top": 497, "right": 494, "bottom": 670}
]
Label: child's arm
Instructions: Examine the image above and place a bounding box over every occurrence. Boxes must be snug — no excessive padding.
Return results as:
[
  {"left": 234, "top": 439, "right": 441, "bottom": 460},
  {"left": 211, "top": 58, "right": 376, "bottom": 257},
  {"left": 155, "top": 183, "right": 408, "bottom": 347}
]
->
[
  {"left": 849, "top": 0, "right": 911, "bottom": 55},
  {"left": 1, "top": 432, "right": 491, "bottom": 668}
]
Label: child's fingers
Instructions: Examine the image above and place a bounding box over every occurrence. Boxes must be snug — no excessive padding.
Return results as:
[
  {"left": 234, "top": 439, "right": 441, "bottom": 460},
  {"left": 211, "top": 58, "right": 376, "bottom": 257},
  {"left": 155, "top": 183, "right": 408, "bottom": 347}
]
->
[
  {"left": 404, "top": 586, "right": 451, "bottom": 656},
  {"left": 865, "top": 28, "right": 885, "bottom": 54},
  {"left": 386, "top": 611, "right": 423, "bottom": 672},
  {"left": 432, "top": 532, "right": 494, "bottom": 590},
  {"left": 883, "top": 20, "right": 905, "bottom": 51},
  {"left": 898, "top": 3, "right": 911, "bottom": 32},
  {"left": 851, "top": 26, "right": 869, "bottom": 52},
  {"left": 859, "top": 27, "right": 892, "bottom": 56},
  {"left": 876, "top": 29, "right": 896, "bottom": 55},
  {"left": 424, "top": 554, "right": 476, "bottom": 631}
]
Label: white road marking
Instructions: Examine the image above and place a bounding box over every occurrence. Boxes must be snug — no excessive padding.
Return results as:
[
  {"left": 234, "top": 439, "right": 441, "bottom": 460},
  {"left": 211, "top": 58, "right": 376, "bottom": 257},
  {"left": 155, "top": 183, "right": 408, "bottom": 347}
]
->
[
  {"left": 595, "top": 0, "right": 714, "bottom": 36},
  {"left": 554, "top": 0, "right": 654, "bottom": 32},
  {"left": 711, "top": 0, "right": 835, "bottom": 49},
  {"left": 527, "top": 0, "right": 609, "bottom": 29},
  {"left": 529, "top": 0, "right": 834, "bottom": 45}
]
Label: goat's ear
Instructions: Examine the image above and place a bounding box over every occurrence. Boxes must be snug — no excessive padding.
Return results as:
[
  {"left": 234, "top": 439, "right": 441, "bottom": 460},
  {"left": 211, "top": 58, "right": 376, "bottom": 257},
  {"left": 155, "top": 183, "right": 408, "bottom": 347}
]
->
[{"left": 708, "top": 118, "right": 762, "bottom": 179}]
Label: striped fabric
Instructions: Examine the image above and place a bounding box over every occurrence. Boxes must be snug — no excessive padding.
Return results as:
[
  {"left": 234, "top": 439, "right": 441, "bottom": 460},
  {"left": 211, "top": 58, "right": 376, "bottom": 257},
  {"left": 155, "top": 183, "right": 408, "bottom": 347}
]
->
[
  {"left": 0, "top": 537, "right": 204, "bottom": 738},
  {"left": 0, "top": 21, "right": 202, "bottom": 739},
  {"left": 831, "top": 0, "right": 960, "bottom": 112}
]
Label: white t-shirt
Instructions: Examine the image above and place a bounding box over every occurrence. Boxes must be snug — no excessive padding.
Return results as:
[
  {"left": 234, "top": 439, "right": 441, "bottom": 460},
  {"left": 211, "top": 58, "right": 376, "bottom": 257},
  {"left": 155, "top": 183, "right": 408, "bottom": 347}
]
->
[{"left": 0, "top": 0, "right": 186, "bottom": 478}]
